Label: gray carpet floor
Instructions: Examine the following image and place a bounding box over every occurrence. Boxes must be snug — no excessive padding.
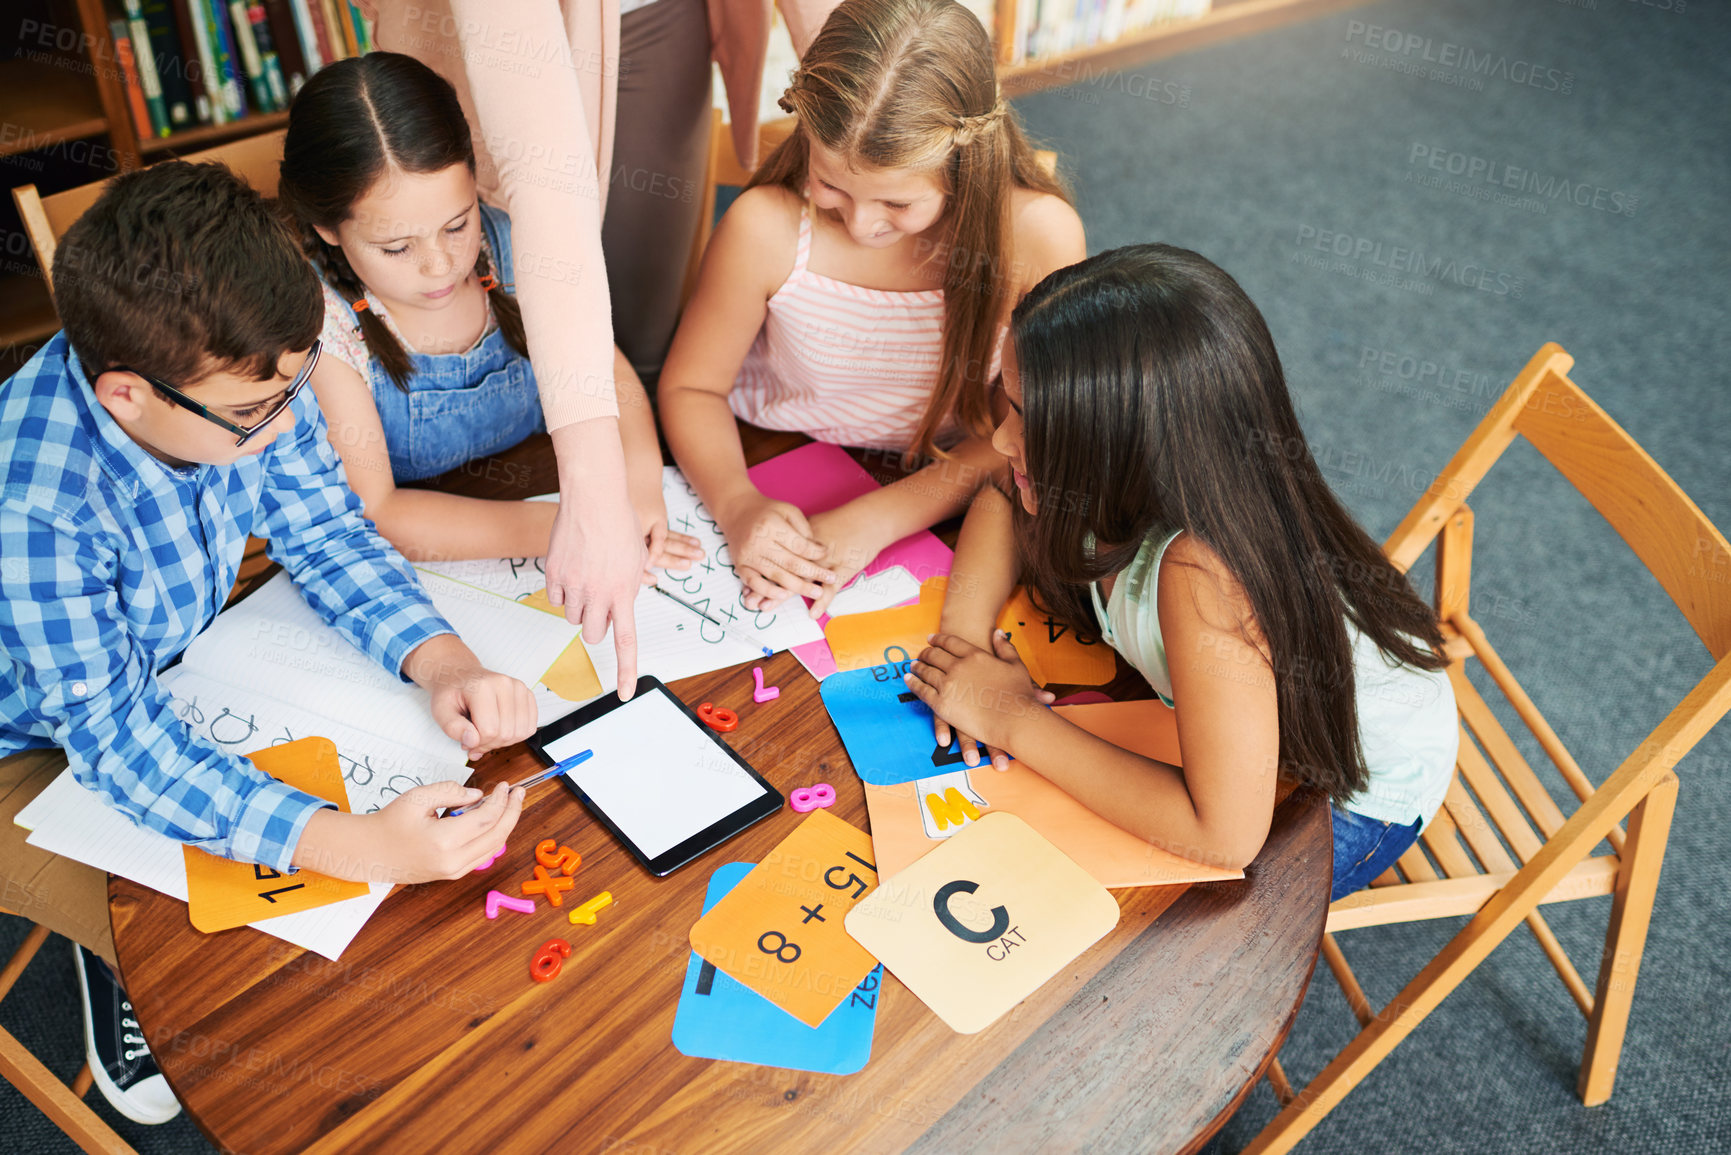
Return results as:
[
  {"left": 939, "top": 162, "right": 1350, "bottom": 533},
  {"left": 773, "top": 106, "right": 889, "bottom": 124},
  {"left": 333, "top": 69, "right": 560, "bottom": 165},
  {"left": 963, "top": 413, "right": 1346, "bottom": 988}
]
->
[{"left": 3, "top": 0, "right": 1727, "bottom": 1151}]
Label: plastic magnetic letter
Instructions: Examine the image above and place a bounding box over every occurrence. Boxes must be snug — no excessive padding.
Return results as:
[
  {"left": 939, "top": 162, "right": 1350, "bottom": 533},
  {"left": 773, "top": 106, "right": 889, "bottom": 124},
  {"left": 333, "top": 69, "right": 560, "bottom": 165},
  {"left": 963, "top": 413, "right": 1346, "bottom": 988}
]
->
[
  {"left": 521, "top": 864, "right": 575, "bottom": 906},
  {"left": 486, "top": 890, "right": 536, "bottom": 919},
  {"left": 752, "top": 667, "right": 781, "bottom": 703},
  {"left": 535, "top": 839, "right": 583, "bottom": 875},
  {"left": 788, "top": 783, "right": 837, "bottom": 813},
  {"left": 473, "top": 843, "right": 506, "bottom": 872}
]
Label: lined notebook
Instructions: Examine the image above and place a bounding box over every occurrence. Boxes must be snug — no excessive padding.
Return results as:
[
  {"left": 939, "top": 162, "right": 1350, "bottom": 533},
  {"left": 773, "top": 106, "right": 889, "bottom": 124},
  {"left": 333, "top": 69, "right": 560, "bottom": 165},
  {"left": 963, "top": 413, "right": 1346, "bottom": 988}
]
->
[{"left": 16, "top": 569, "right": 582, "bottom": 959}]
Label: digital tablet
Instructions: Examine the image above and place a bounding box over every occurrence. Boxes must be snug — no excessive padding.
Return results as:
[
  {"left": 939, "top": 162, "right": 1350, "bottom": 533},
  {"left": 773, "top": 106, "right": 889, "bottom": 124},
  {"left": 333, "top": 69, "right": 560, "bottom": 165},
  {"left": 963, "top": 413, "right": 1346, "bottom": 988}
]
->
[{"left": 527, "top": 677, "right": 783, "bottom": 877}]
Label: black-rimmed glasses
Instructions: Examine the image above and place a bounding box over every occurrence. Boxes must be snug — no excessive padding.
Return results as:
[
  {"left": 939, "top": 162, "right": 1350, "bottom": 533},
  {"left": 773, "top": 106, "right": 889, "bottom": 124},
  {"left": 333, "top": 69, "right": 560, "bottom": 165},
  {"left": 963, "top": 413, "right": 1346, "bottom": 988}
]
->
[{"left": 117, "top": 340, "right": 321, "bottom": 447}]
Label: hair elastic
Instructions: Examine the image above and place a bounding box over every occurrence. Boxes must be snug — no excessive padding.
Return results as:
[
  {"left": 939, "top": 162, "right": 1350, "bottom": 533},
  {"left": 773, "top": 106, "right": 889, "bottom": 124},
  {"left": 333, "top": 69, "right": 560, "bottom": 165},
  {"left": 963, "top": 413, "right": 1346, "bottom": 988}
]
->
[
  {"left": 351, "top": 297, "right": 369, "bottom": 313},
  {"left": 478, "top": 273, "right": 499, "bottom": 291}
]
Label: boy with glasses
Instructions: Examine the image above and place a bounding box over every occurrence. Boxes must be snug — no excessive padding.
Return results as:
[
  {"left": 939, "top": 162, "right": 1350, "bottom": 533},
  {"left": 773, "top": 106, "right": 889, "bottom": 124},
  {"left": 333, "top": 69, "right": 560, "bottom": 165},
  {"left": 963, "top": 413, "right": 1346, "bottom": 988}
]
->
[{"left": 1, "top": 161, "right": 535, "bottom": 1125}]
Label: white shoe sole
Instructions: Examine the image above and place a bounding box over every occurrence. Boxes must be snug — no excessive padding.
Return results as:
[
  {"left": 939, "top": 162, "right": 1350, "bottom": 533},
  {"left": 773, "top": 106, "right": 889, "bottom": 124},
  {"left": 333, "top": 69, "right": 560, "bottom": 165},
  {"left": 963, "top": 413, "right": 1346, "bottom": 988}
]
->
[{"left": 71, "top": 945, "right": 183, "bottom": 1126}]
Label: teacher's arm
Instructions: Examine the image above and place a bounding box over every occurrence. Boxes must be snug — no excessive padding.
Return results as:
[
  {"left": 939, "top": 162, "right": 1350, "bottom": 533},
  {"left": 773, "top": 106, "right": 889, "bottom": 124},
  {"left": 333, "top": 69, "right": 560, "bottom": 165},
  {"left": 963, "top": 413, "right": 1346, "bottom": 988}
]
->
[{"left": 434, "top": 0, "right": 646, "bottom": 696}]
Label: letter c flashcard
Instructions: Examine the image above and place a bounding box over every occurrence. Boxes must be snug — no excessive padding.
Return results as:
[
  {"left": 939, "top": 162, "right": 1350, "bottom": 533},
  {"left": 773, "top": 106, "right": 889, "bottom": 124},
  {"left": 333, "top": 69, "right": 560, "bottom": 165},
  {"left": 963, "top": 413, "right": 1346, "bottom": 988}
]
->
[{"left": 844, "top": 813, "right": 1120, "bottom": 1034}]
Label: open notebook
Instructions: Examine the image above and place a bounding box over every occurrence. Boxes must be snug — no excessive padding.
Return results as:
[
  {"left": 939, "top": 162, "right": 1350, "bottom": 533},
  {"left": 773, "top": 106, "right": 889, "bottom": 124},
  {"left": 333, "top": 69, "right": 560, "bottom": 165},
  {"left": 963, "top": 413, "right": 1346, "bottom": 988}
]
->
[
  {"left": 418, "top": 468, "right": 826, "bottom": 687},
  {"left": 15, "top": 570, "right": 582, "bottom": 960}
]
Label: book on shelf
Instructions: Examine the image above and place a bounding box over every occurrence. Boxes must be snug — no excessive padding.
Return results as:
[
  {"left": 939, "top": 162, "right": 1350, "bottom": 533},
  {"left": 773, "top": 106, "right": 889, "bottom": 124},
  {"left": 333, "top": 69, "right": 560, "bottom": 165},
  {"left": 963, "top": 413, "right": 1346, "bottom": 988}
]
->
[
  {"left": 263, "top": 0, "right": 311, "bottom": 96},
  {"left": 139, "top": 0, "right": 198, "bottom": 130},
  {"left": 118, "top": 1, "right": 172, "bottom": 135},
  {"left": 205, "top": 0, "right": 250, "bottom": 119},
  {"left": 109, "top": 20, "right": 159, "bottom": 139},
  {"left": 1014, "top": 0, "right": 1212, "bottom": 64},
  {"left": 226, "top": 0, "right": 275, "bottom": 112},
  {"left": 166, "top": 0, "right": 217, "bottom": 125}
]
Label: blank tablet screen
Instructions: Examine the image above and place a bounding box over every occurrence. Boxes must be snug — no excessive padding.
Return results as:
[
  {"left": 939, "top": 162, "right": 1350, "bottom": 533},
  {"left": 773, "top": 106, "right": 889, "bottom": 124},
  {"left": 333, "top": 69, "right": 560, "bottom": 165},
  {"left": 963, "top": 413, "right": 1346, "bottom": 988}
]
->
[{"left": 540, "top": 689, "right": 771, "bottom": 860}]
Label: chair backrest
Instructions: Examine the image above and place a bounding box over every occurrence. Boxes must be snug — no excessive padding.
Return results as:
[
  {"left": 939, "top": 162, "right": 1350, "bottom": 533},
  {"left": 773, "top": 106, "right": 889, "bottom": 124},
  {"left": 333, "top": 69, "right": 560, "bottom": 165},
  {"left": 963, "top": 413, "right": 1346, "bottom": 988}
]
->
[
  {"left": 1384, "top": 342, "right": 1731, "bottom": 662},
  {"left": 12, "top": 129, "right": 288, "bottom": 295}
]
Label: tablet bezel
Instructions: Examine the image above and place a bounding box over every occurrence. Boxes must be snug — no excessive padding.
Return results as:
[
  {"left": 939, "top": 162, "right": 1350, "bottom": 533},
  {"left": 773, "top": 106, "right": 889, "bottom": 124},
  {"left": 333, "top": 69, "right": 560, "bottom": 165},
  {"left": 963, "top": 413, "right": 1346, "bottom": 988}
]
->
[{"left": 526, "top": 676, "right": 783, "bottom": 877}]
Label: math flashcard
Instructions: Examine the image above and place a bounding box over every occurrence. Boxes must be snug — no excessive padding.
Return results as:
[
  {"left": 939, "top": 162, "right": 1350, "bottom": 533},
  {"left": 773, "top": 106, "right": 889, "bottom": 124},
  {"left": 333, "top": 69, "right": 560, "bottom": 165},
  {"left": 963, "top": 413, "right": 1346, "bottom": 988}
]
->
[
  {"left": 673, "top": 863, "right": 881, "bottom": 1074},
  {"left": 688, "top": 810, "right": 881, "bottom": 1028},
  {"left": 818, "top": 654, "right": 1011, "bottom": 787},
  {"left": 844, "top": 812, "right": 1120, "bottom": 1035},
  {"left": 822, "top": 577, "right": 1115, "bottom": 686},
  {"left": 184, "top": 737, "right": 369, "bottom": 932}
]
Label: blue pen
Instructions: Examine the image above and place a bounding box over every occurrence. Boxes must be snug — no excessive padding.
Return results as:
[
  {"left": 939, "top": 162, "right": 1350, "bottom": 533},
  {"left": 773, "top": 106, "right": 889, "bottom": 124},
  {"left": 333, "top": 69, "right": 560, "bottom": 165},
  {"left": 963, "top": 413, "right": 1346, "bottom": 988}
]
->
[
  {"left": 448, "top": 749, "right": 592, "bottom": 816},
  {"left": 651, "top": 583, "right": 775, "bottom": 658}
]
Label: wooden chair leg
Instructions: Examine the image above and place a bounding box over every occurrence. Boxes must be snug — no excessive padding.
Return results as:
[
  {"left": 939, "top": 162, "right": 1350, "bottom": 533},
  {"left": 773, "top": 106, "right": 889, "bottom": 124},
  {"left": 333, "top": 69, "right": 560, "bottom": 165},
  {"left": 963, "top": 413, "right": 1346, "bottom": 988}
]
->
[
  {"left": 1319, "top": 935, "right": 1373, "bottom": 1028},
  {"left": 0, "top": 1028, "right": 135, "bottom": 1154},
  {"left": 1265, "top": 1055, "right": 1296, "bottom": 1106},
  {"left": 1579, "top": 772, "right": 1679, "bottom": 1106}
]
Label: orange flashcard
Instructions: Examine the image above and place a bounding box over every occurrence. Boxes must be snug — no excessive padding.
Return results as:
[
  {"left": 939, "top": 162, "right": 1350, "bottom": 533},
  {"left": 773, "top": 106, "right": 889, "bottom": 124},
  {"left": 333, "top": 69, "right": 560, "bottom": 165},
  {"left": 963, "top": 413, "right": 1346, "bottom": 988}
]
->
[
  {"left": 823, "top": 577, "right": 1114, "bottom": 686},
  {"left": 688, "top": 810, "right": 882, "bottom": 1027},
  {"left": 183, "top": 737, "right": 369, "bottom": 933},
  {"left": 861, "top": 700, "right": 1245, "bottom": 887},
  {"left": 845, "top": 812, "right": 1121, "bottom": 1034}
]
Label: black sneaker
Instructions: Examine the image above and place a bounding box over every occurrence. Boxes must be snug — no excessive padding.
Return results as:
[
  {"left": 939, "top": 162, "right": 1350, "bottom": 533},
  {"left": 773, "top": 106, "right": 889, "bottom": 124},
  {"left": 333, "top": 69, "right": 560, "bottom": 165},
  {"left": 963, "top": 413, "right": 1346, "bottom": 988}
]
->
[{"left": 71, "top": 944, "right": 182, "bottom": 1125}]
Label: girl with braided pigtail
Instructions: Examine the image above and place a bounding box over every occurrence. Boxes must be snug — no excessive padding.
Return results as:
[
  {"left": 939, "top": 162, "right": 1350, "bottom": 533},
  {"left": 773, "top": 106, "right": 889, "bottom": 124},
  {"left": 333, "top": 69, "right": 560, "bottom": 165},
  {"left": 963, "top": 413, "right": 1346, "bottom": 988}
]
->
[
  {"left": 660, "top": 0, "right": 1085, "bottom": 618},
  {"left": 278, "top": 52, "right": 702, "bottom": 572}
]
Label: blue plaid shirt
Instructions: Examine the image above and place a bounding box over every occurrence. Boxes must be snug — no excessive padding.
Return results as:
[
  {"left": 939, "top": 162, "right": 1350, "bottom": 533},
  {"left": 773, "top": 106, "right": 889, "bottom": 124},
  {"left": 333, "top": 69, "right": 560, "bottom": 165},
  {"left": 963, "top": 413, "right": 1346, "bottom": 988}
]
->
[{"left": 0, "top": 333, "right": 454, "bottom": 871}]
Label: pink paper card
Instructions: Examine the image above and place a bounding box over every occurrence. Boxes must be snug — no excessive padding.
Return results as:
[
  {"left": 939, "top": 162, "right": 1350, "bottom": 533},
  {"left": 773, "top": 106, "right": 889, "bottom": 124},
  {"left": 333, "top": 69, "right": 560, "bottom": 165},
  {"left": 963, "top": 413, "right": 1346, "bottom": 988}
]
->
[{"left": 748, "top": 443, "right": 955, "bottom": 678}]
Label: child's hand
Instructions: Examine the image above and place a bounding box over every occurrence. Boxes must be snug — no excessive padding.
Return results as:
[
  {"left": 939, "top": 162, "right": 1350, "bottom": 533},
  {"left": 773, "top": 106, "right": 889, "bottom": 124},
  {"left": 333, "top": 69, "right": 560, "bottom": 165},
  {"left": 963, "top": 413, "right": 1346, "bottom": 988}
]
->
[
  {"left": 631, "top": 477, "right": 704, "bottom": 582},
  {"left": 294, "top": 780, "right": 524, "bottom": 885},
  {"left": 371, "top": 781, "right": 524, "bottom": 882},
  {"left": 429, "top": 666, "right": 538, "bottom": 758},
  {"left": 718, "top": 491, "right": 836, "bottom": 611},
  {"left": 903, "top": 631, "right": 1055, "bottom": 763},
  {"left": 806, "top": 504, "right": 892, "bottom": 619}
]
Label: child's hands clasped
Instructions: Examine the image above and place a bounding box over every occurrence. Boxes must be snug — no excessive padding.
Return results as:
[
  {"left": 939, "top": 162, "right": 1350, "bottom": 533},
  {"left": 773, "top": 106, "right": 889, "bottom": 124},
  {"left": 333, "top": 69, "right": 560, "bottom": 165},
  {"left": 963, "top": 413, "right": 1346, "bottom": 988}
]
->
[
  {"left": 718, "top": 490, "right": 836, "bottom": 611},
  {"left": 807, "top": 504, "right": 893, "bottom": 618},
  {"left": 429, "top": 666, "right": 537, "bottom": 758},
  {"left": 903, "top": 630, "right": 1056, "bottom": 769}
]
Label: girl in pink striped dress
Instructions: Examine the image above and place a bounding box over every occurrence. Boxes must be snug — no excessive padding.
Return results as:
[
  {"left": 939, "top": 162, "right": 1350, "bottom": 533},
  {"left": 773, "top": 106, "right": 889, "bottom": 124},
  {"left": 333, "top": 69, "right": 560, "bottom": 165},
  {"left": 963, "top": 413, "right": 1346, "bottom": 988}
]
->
[{"left": 660, "top": 0, "right": 1085, "bottom": 615}]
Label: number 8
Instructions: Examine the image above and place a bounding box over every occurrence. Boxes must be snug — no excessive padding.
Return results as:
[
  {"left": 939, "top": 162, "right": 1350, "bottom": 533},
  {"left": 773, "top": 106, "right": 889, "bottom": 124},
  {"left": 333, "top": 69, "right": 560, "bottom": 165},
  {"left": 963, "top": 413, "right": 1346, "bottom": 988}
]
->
[{"left": 757, "top": 931, "right": 801, "bottom": 964}]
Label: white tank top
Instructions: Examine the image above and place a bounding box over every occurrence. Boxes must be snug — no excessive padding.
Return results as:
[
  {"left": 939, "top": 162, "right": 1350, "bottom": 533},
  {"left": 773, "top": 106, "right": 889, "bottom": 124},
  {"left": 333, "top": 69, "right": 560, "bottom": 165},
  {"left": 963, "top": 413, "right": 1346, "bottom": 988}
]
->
[{"left": 1090, "top": 530, "right": 1458, "bottom": 828}]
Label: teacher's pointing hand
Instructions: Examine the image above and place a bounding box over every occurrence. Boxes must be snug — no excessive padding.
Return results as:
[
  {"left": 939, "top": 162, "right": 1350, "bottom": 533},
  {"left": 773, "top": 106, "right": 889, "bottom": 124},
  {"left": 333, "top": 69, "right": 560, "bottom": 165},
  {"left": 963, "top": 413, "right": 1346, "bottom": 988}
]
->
[{"left": 545, "top": 420, "right": 646, "bottom": 700}]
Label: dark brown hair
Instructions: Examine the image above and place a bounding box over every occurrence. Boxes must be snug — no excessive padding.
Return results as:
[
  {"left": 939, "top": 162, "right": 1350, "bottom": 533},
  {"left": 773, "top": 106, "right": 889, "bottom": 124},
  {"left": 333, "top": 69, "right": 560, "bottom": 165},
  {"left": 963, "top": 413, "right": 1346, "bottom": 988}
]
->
[
  {"left": 277, "top": 52, "right": 526, "bottom": 391},
  {"left": 1012, "top": 244, "right": 1447, "bottom": 804},
  {"left": 748, "top": 0, "right": 1070, "bottom": 462},
  {"left": 52, "top": 160, "right": 321, "bottom": 386}
]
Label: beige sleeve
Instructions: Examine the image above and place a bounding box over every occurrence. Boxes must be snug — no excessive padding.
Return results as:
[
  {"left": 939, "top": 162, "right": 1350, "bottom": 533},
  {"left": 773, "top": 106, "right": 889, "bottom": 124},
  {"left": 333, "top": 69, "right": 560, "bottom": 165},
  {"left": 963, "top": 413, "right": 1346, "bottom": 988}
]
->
[{"left": 376, "top": 0, "right": 621, "bottom": 429}]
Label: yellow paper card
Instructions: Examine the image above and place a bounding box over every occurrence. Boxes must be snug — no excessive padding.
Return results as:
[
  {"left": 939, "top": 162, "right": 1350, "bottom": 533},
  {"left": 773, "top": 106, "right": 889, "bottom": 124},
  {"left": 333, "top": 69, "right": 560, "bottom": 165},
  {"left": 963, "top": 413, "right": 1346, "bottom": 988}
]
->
[
  {"left": 844, "top": 812, "right": 1120, "bottom": 1034},
  {"left": 688, "top": 810, "right": 882, "bottom": 1027},
  {"left": 183, "top": 737, "right": 369, "bottom": 933},
  {"left": 823, "top": 577, "right": 1114, "bottom": 686},
  {"left": 520, "top": 588, "right": 603, "bottom": 701}
]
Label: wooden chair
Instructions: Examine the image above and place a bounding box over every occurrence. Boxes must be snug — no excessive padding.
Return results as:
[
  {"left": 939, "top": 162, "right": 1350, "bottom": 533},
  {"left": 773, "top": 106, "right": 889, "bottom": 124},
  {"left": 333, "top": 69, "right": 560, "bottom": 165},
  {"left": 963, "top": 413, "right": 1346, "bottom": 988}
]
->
[
  {"left": 1248, "top": 343, "right": 1731, "bottom": 1152},
  {"left": 11, "top": 129, "right": 287, "bottom": 595},
  {"left": 13, "top": 128, "right": 287, "bottom": 296},
  {"left": 0, "top": 914, "right": 135, "bottom": 1154}
]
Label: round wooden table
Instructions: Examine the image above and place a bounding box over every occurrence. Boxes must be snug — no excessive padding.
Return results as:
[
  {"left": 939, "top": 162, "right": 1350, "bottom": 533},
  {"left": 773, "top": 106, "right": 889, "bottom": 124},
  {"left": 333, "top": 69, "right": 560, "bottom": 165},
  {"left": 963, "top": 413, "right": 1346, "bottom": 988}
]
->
[{"left": 109, "top": 433, "right": 1331, "bottom": 1155}]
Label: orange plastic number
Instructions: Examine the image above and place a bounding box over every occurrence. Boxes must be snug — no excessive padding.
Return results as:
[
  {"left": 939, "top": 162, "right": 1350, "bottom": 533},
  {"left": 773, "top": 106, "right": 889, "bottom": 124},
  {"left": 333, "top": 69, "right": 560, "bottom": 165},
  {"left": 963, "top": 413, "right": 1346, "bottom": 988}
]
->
[{"left": 530, "top": 938, "right": 571, "bottom": 983}]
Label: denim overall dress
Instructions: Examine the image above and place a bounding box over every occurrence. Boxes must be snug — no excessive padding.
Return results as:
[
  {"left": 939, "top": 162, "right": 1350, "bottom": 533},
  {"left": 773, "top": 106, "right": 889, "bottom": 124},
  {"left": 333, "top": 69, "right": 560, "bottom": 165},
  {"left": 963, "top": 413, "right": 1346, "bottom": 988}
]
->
[{"left": 331, "top": 203, "right": 544, "bottom": 482}]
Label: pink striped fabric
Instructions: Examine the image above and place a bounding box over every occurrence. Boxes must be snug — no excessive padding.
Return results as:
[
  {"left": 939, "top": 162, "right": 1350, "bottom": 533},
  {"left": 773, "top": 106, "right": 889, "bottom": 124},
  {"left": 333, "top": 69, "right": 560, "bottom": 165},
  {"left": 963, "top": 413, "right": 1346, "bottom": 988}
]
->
[{"left": 730, "top": 206, "right": 994, "bottom": 452}]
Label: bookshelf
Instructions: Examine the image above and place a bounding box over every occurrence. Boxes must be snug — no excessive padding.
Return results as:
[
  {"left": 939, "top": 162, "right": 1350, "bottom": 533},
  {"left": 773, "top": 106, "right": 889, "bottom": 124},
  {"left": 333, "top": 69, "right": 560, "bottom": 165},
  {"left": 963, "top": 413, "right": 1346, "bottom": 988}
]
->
[{"left": 995, "top": 0, "right": 1370, "bottom": 96}]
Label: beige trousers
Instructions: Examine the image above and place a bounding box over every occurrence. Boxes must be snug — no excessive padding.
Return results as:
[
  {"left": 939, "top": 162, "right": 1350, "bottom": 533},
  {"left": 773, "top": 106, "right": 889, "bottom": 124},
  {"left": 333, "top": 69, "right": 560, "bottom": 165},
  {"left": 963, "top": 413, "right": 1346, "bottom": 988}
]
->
[{"left": 0, "top": 748, "right": 119, "bottom": 969}]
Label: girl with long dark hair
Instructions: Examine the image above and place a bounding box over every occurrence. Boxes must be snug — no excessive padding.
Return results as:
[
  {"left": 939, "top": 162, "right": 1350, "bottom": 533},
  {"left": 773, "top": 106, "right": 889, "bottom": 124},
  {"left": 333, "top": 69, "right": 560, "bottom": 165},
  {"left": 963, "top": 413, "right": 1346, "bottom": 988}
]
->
[
  {"left": 903, "top": 244, "right": 1457, "bottom": 893},
  {"left": 278, "top": 52, "right": 699, "bottom": 572}
]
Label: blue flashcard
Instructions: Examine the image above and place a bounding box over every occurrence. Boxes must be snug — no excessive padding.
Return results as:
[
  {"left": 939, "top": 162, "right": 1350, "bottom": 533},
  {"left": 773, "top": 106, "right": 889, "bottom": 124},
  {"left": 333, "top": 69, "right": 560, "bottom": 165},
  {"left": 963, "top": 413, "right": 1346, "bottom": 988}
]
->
[
  {"left": 819, "top": 661, "right": 1011, "bottom": 786},
  {"left": 672, "top": 862, "right": 881, "bottom": 1074}
]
